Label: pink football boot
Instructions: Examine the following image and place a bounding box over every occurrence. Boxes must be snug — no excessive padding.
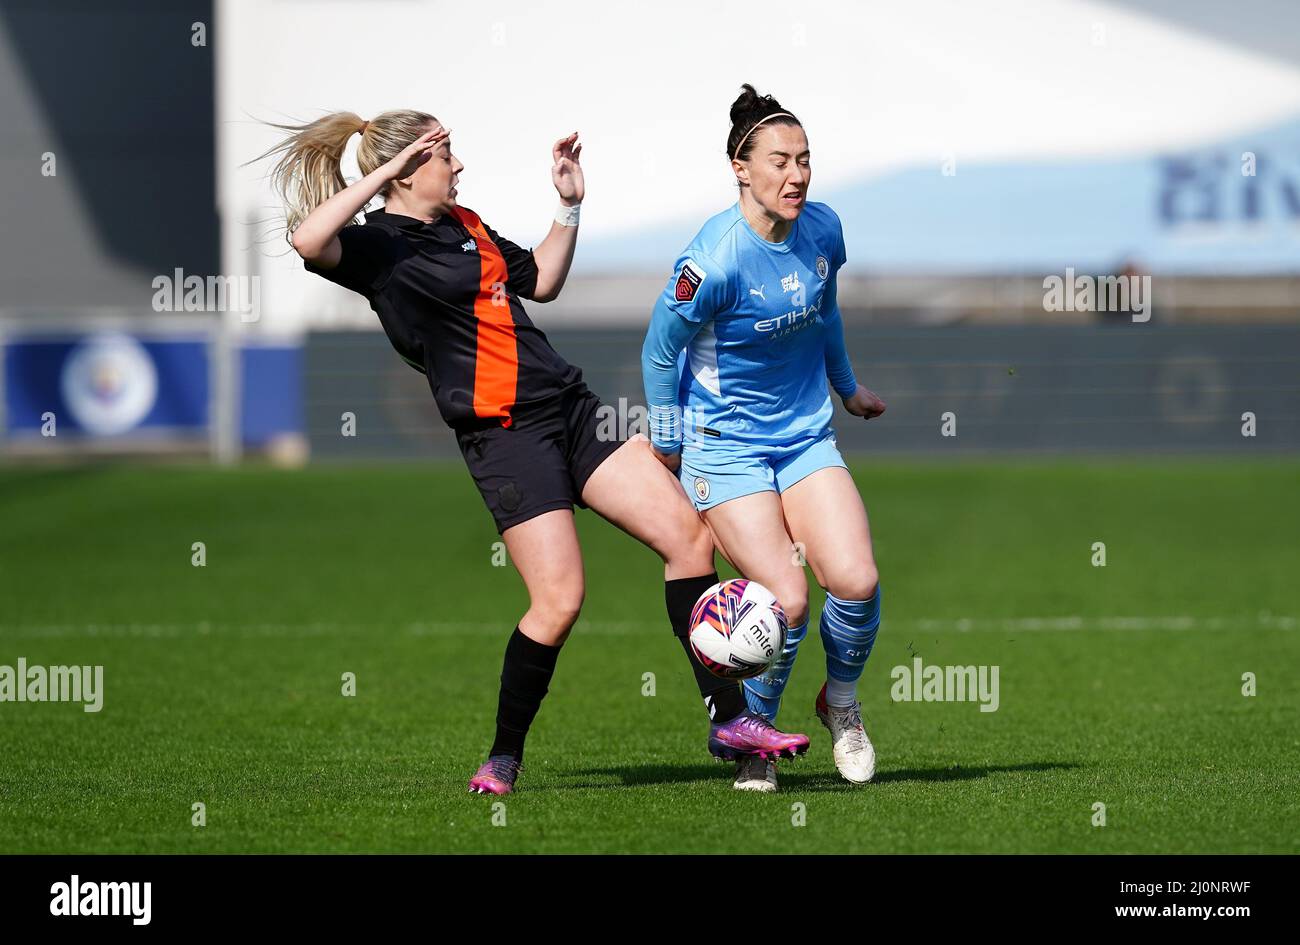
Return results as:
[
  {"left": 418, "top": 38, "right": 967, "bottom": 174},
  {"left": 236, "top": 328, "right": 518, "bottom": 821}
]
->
[
  {"left": 708, "top": 711, "right": 810, "bottom": 761},
  {"left": 468, "top": 755, "right": 522, "bottom": 795}
]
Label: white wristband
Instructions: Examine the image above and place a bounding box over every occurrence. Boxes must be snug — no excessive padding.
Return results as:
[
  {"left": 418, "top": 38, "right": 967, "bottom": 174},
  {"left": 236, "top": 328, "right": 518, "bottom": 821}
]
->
[{"left": 555, "top": 203, "right": 581, "bottom": 227}]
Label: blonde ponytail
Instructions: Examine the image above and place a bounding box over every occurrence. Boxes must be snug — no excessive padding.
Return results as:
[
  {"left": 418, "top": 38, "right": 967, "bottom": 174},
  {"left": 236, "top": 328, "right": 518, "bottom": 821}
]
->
[{"left": 255, "top": 109, "right": 439, "bottom": 240}]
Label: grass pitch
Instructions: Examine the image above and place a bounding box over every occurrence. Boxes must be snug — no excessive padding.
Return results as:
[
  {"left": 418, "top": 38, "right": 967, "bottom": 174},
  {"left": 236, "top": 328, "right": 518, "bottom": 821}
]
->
[{"left": 0, "top": 459, "right": 1296, "bottom": 853}]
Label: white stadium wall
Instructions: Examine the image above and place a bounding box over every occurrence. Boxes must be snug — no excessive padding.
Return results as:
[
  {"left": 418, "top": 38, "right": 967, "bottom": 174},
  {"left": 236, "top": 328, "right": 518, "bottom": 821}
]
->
[{"left": 218, "top": 0, "right": 1300, "bottom": 335}]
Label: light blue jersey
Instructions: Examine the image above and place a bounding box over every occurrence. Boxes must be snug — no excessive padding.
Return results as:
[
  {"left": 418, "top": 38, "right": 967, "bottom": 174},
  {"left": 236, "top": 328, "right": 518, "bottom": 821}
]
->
[
  {"left": 642, "top": 201, "right": 880, "bottom": 724},
  {"left": 642, "top": 201, "right": 857, "bottom": 457}
]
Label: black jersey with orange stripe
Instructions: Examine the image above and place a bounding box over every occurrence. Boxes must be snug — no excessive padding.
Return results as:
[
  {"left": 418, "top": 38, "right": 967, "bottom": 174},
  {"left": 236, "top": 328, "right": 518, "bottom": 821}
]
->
[{"left": 305, "top": 205, "right": 583, "bottom": 429}]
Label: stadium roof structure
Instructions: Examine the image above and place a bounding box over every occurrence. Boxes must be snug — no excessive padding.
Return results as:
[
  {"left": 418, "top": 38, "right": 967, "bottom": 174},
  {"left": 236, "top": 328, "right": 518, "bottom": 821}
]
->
[{"left": 211, "top": 0, "right": 1300, "bottom": 331}]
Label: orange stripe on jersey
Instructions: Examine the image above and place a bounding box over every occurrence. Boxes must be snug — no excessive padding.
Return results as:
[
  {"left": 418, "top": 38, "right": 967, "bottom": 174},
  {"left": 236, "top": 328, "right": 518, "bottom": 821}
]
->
[{"left": 453, "top": 207, "right": 518, "bottom": 425}]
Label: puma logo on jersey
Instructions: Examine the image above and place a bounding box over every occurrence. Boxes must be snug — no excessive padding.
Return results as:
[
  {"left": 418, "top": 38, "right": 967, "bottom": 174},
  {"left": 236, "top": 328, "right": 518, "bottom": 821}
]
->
[
  {"left": 461, "top": 239, "right": 477, "bottom": 252},
  {"left": 749, "top": 285, "right": 766, "bottom": 300}
]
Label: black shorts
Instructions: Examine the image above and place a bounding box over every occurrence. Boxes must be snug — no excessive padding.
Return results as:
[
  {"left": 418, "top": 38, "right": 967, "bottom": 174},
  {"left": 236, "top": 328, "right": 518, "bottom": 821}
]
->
[{"left": 455, "top": 385, "right": 624, "bottom": 533}]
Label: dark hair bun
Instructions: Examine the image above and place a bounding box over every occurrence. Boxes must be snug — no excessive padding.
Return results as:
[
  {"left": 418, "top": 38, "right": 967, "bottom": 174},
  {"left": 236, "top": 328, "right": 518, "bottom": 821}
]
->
[
  {"left": 729, "top": 83, "right": 781, "bottom": 126},
  {"left": 727, "top": 83, "right": 800, "bottom": 163}
]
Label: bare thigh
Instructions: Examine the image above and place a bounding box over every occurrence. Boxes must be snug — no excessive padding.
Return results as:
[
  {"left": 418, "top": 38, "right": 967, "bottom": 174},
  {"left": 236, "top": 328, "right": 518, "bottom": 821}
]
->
[
  {"left": 779, "top": 466, "right": 879, "bottom": 601},
  {"left": 580, "top": 435, "right": 714, "bottom": 579},
  {"left": 700, "top": 489, "right": 810, "bottom": 626}
]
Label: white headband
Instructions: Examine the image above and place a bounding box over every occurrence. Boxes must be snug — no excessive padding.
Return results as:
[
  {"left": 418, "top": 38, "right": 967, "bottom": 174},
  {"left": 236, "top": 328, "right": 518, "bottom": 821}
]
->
[{"left": 731, "top": 112, "right": 797, "bottom": 161}]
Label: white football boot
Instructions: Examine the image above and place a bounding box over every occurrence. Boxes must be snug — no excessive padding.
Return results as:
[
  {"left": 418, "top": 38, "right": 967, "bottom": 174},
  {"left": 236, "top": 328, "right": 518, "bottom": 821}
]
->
[
  {"left": 815, "top": 683, "right": 876, "bottom": 783},
  {"left": 733, "top": 755, "right": 779, "bottom": 793}
]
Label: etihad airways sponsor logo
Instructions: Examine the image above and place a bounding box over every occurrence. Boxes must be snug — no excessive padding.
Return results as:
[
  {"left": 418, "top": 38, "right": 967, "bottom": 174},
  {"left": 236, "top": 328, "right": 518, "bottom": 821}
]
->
[{"left": 754, "top": 299, "right": 822, "bottom": 335}]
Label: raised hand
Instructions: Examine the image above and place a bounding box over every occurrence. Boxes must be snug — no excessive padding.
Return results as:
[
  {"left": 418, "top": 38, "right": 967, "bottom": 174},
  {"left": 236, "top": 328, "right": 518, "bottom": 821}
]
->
[
  {"left": 552, "top": 132, "right": 584, "bottom": 205},
  {"left": 383, "top": 127, "right": 449, "bottom": 182}
]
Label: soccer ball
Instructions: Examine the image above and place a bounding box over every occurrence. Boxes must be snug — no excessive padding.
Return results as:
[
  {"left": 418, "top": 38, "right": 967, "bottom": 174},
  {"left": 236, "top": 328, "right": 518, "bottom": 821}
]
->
[{"left": 688, "top": 579, "right": 788, "bottom": 679}]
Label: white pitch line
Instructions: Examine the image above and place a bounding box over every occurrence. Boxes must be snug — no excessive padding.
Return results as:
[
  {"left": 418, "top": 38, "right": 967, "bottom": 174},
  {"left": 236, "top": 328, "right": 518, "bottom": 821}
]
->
[
  {"left": 911, "top": 615, "right": 1298, "bottom": 633},
  {"left": 0, "top": 615, "right": 1293, "bottom": 639}
]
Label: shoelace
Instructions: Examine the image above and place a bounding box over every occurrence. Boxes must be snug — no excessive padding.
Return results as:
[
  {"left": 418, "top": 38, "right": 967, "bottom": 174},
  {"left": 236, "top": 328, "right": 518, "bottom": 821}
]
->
[
  {"left": 484, "top": 756, "right": 522, "bottom": 781},
  {"left": 739, "top": 713, "right": 775, "bottom": 735},
  {"left": 834, "top": 704, "right": 870, "bottom": 754}
]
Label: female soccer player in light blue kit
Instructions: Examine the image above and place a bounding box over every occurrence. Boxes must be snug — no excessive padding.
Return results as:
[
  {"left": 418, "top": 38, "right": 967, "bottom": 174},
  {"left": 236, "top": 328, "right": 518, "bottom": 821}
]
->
[{"left": 642, "top": 85, "right": 887, "bottom": 792}]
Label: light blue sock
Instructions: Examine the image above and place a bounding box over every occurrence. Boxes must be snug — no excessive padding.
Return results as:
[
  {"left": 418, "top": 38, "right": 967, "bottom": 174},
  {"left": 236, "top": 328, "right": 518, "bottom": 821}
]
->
[
  {"left": 742, "top": 618, "right": 809, "bottom": 723},
  {"left": 820, "top": 587, "right": 881, "bottom": 706}
]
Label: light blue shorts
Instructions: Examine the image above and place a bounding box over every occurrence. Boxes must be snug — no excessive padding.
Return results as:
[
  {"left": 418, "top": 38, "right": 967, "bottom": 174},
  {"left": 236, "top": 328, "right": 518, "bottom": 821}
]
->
[{"left": 679, "top": 430, "right": 847, "bottom": 512}]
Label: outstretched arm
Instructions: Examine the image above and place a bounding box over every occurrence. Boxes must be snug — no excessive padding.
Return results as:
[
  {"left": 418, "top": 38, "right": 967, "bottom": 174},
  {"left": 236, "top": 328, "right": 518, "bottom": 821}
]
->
[{"left": 531, "top": 133, "right": 584, "bottom": 302}]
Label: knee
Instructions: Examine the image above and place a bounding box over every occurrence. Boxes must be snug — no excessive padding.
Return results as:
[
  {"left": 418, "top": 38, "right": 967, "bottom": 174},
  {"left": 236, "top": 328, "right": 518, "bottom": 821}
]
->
[
  {"left": 528, "top": 581, "right": 585, "bottom": 645},
  {"left": 825, "top": 563, "right": 879, "bottom": 603},
  {"left": 771, "top": 577, "right": 809, "bottom": 628},
  {"left": 680, "top": 516, "right": 716, "bottom": 571},
  {"left": 659, "top": 509, "right": 715, "bottom": 573}
]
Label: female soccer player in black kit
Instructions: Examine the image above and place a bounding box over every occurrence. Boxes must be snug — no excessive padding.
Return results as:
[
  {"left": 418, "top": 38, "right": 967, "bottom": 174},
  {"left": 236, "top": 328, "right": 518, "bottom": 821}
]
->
[{"left": 263, "top": 109, "right": 808, "bottom": 793}]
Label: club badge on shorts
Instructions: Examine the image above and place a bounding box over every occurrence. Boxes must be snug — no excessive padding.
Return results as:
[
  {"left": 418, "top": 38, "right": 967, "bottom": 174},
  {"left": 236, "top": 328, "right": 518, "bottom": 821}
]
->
[
  {"left": 694, "top": 476, "right": 711, "bottom": 502},
  {"left": 816, "top": 255, "right": 829, "bottom": 279}
]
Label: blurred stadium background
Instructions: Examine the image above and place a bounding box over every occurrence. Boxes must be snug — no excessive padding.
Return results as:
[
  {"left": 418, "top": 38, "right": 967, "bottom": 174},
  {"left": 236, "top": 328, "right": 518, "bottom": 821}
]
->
[
  {"left": 3, "top": 0, "right": 1299, "bottom": 856},
  {"left": 1, "top": 0, "right": 1297, "bottom": 461}
]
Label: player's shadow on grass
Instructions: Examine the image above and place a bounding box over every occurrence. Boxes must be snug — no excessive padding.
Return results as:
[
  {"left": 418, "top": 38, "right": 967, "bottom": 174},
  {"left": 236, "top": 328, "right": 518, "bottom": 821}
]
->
[
  {"left": 565, "top": 763, "right": 742, "bottom": 790},
  {"left": 569, "top": 760, "right": 1081, "bottom": 791},
  {"left": 819, "top": 760, "right": 1082, "bottom": 788}
]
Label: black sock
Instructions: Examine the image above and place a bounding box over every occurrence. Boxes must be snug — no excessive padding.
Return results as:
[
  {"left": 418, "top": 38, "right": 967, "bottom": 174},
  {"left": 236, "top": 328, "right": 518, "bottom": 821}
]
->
[
  {"left": 666, "top": 572, "right": 746, "bottom": 724},
  {"left": 489, "top": 627, "right": 561, "bottom": 761}
]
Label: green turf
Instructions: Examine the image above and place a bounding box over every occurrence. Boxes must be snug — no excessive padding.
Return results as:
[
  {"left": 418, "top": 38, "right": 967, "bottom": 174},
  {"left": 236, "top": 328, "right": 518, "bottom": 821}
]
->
[{"left": 0, "top": 459, "right": 1296, "bottom": 853}]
